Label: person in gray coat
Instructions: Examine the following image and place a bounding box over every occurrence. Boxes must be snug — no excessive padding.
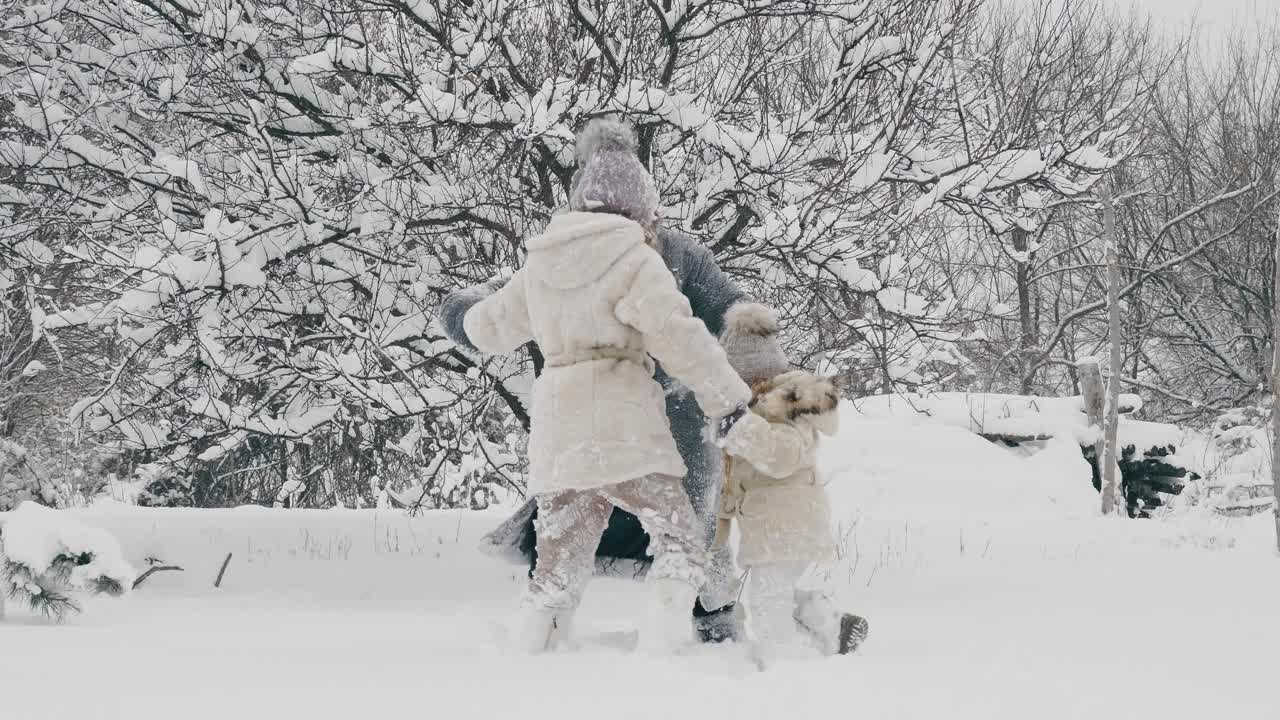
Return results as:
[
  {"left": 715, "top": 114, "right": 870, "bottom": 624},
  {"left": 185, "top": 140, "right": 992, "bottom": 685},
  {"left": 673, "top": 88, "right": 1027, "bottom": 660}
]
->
[{"left": 441, "top": 190, "right": 749, "bottom": 644}]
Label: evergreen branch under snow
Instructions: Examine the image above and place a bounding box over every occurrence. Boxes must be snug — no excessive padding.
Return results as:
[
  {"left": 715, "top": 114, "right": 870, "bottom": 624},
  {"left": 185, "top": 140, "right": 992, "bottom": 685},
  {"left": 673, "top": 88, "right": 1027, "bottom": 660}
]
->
[{"left": 0, "top": 504, "right": 134, "bottom": 621}]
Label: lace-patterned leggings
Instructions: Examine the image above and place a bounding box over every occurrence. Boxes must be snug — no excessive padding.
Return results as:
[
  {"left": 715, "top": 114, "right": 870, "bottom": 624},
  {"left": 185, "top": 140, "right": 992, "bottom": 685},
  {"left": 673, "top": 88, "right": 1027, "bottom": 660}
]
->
[{"left": 527, "top": 474, "right": 706, "bottom": 609}]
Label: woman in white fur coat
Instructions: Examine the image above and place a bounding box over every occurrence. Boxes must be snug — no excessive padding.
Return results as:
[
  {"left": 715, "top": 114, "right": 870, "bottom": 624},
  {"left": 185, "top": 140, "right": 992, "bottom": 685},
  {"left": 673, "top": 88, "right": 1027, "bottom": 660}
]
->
[{"left": 458, "top": 117, "right": 751, "bottom": 653}]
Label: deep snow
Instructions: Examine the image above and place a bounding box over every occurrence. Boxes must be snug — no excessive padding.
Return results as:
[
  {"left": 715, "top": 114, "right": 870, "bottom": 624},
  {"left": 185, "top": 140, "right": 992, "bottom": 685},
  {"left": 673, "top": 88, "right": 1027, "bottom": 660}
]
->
[{"left": 2, "top": 404, "right": 1278, "bottom": 720}]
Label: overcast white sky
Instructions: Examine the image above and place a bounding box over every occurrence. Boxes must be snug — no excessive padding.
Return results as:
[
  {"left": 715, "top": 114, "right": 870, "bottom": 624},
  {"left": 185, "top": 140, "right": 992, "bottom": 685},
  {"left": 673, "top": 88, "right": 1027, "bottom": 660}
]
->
[{"left": 1101, "top": 0, "right": 1271, "bottom": 27}]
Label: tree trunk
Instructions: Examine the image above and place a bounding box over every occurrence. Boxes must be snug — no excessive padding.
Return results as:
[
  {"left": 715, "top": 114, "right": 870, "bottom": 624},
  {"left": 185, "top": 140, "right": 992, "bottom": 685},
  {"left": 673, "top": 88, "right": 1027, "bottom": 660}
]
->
[
  {"left": 0, "top": 528, "right": 6, "bottom": 622},
  {"left": 1013, "top": 224, "right": 1038, "bottom": 394},
  {"left": 1102, "top": 181, "right": 1124, "bottom": 516},
  {"left": 1272, "top": 204, "right": 1280, "bottom": 553}
]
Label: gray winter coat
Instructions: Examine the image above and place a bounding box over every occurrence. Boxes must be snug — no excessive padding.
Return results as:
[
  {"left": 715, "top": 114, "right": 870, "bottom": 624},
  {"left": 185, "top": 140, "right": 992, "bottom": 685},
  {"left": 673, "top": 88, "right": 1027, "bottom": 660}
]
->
[{"left": 442, "top": 226, "right": 744, "bottom": 554}]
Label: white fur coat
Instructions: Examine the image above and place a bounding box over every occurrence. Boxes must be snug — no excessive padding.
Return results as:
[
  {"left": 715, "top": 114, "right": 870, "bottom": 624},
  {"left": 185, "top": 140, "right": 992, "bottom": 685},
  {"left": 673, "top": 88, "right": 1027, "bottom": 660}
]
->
[
  {"left": 720, "top": 371, "right": 839, "bottom": 566},
  {"left": 464, "top": 212, "right": 750, "bottom": 495}
]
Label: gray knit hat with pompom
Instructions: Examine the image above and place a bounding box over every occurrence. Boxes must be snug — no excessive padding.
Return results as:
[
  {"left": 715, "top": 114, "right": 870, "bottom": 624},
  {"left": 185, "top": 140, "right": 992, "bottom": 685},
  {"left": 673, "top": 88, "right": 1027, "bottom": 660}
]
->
[
  {"left": 569, "top": 117, "right": 660, "bottom": 229},
  {"left": 720, "top": 303, "right": 791, "bottom": 385}
]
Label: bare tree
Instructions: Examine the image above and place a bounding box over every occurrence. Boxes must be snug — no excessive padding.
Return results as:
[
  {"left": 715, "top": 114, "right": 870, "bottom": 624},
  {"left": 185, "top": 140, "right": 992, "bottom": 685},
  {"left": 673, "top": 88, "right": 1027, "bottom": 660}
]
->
[
  {"left": 927, "top": 0, "right": 1163, "bottom": 397},
  {"left": 1272, "top": 203, "right": 1280, "bottom": 552},
  {"left": 1107, "top": 25, "right": 1280, "bottom": 421}
]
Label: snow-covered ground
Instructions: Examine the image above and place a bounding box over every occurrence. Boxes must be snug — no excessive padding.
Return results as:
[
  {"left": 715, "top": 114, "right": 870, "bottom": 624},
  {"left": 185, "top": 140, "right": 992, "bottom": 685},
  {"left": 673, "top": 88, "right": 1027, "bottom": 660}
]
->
[{"left": 2, "top": 404, "right": 1278, "bottom": 720}]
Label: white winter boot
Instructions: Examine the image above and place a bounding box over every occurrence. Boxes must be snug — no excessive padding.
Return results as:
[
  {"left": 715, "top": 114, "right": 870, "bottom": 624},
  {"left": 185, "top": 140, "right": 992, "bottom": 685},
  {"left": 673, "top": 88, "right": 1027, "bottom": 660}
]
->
[
  {"left": 793, "top": 589, "right": 869, "bottom": 655},
  {"left": 514, "top": 605, "right": 573, "bottom": 653},
  {"left": 792, "top": 589, "right": 840, "bottom": 655},
  {"left": 636, "top": 577, "right": 698, "bottom": 654}
]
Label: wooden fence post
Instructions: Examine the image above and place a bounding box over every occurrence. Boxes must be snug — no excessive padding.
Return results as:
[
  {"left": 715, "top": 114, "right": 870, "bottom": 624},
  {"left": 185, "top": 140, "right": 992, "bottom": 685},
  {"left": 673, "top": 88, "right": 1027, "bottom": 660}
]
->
[{"left": 1079, "top": 358, "right": 1107, "bottom": 507}]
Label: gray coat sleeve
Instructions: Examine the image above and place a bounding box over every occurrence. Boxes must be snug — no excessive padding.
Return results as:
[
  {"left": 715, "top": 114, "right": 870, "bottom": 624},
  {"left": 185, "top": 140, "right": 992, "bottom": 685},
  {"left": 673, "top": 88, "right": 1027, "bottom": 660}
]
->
[
  {"left": 440, "top": 277, "right": 508, "bottom": 353},
  {"left": 658, "top": 228, "right": 744, "bottom": 336},
  {"left": 655, "top": 227, "right": 746, "bottom": 547}
]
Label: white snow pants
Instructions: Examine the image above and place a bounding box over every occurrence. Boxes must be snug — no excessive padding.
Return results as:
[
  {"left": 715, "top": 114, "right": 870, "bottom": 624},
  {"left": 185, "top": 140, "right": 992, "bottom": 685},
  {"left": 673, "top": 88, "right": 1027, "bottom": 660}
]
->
[
  {"left": 746, "top": 561, "right": 810, "bottom": 653},
  {"left": 527, "top": 474, "right": 706, "bottom": 611},
  {"left": 746, "top": 561, "right": 846, "bottom": 658}
]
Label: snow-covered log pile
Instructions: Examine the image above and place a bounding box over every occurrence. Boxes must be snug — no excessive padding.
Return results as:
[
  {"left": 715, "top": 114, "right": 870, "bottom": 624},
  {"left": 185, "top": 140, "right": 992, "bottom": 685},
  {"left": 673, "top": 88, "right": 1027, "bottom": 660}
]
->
[
  {"left": 851, "top": 392, "right": 1199, "bottom": 517},
  {"left": 1079, "top": 439, "right": 1198, "bottom": 518}
]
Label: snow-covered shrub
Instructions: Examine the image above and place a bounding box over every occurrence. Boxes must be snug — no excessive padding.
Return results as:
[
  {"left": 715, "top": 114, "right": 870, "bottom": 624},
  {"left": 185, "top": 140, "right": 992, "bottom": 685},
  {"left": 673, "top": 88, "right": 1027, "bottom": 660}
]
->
[
  {"left": 0, "top": 438, "right": 64, "bottom": 512},
  {"left": 133, "top": 462, "right": 194, "bottom": 508},
  {"left": 1210, "top": 406, "right": 1269, "bottom": 461},
  {"left": 273, "top": 469, "right": 307, "bottom": 508},
  {"left": 1188, "top": 406, "right": 1275, "bottom": 517},
  {"left": 0, "top": 502, "right": 135, "bottom": 621}
]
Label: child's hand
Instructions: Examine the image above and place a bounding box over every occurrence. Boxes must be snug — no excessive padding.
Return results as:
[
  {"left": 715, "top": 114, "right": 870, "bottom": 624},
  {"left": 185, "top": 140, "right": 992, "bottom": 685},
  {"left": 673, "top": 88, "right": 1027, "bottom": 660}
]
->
[{"left": 714, "top": 405, "right": 748, "bottom": 447}]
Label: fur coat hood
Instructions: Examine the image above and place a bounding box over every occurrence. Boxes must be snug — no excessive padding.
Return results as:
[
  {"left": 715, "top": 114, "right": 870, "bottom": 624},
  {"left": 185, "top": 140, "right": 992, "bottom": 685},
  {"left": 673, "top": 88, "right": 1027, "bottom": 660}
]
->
[
  {"left": 524, "top": 212, "right": 645, "bottom": 290},
  {"left": 721, "top": 370, "right": 840, "bottom": 566}
]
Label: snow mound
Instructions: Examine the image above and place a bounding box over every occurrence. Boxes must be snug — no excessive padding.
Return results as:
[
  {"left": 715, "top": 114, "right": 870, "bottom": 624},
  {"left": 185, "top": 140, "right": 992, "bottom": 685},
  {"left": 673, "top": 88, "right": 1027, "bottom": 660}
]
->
[
  {"left": 816, "top": 401, "right": 1242, "bottom": 579},
  {"left": 820, "top": 406, "right": 1097, "bottom": 561},
  {"left": 833, "top": 398, "right": 1097, "bottom": 498}
]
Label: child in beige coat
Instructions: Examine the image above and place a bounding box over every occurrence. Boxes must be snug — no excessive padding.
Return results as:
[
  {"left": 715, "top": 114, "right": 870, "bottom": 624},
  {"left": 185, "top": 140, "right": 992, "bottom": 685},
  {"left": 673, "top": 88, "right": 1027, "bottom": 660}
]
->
[
  {"left": 715, "top": 304, "right": 870, "bottom": 662},
  {"left": 457, "top": 118, "right": 751, "bottom": 653}
]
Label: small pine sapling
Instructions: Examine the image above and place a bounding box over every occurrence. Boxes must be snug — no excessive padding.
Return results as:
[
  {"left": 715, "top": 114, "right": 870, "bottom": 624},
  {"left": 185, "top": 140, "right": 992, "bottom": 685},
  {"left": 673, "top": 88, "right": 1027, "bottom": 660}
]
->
[{"left": 0, "top": 503, "right": 135, "bottom": 622}]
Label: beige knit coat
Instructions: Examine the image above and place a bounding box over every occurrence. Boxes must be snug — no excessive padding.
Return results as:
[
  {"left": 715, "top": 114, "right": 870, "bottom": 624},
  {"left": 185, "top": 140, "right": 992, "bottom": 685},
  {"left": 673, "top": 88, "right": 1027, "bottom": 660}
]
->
[
  {"left": 720, "top": 371, "right": 840, "bottom": 566},
  {"left": 463, "top": 212, "right": 751, "bottom": 496}
]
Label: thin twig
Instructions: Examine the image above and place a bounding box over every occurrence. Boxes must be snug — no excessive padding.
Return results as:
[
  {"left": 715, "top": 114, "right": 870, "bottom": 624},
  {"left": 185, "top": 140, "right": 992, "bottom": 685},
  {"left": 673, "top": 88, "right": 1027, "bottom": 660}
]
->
[
  {"left": 213, "top": 553, "right": 233, "bottom": 588},
  {"left": 132, "top": 565, "right": 184, "bottom": 589}
]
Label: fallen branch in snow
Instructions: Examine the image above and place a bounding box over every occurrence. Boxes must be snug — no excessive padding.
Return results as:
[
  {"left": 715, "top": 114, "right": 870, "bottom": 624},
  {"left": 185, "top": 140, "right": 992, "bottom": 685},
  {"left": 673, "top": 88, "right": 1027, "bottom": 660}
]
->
[
  {"left": 214, "top": 553, "right": 233, "bottom": 588},
  {"left": 132, "top": 565, "right": 184, "bottom": 589},
  {"left": 980, "top": 432, "right": 1054, "bottom": 445}
]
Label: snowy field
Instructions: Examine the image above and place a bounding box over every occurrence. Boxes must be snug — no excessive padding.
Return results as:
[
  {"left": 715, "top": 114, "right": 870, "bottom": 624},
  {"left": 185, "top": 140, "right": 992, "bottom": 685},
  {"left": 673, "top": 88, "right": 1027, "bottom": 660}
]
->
[{"left": 3, "top": 406, "right": 1278, "bottom": 720}]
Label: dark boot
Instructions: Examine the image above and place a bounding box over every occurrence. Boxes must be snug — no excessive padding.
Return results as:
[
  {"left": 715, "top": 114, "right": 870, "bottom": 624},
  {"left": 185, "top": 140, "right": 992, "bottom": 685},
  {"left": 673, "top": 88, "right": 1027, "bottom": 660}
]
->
[
  {"left": 693, "top": 598, "right": 739, "bottom": 643},
  {"left": 837, "top": 613, "right": 870, "bottom": 655}
]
